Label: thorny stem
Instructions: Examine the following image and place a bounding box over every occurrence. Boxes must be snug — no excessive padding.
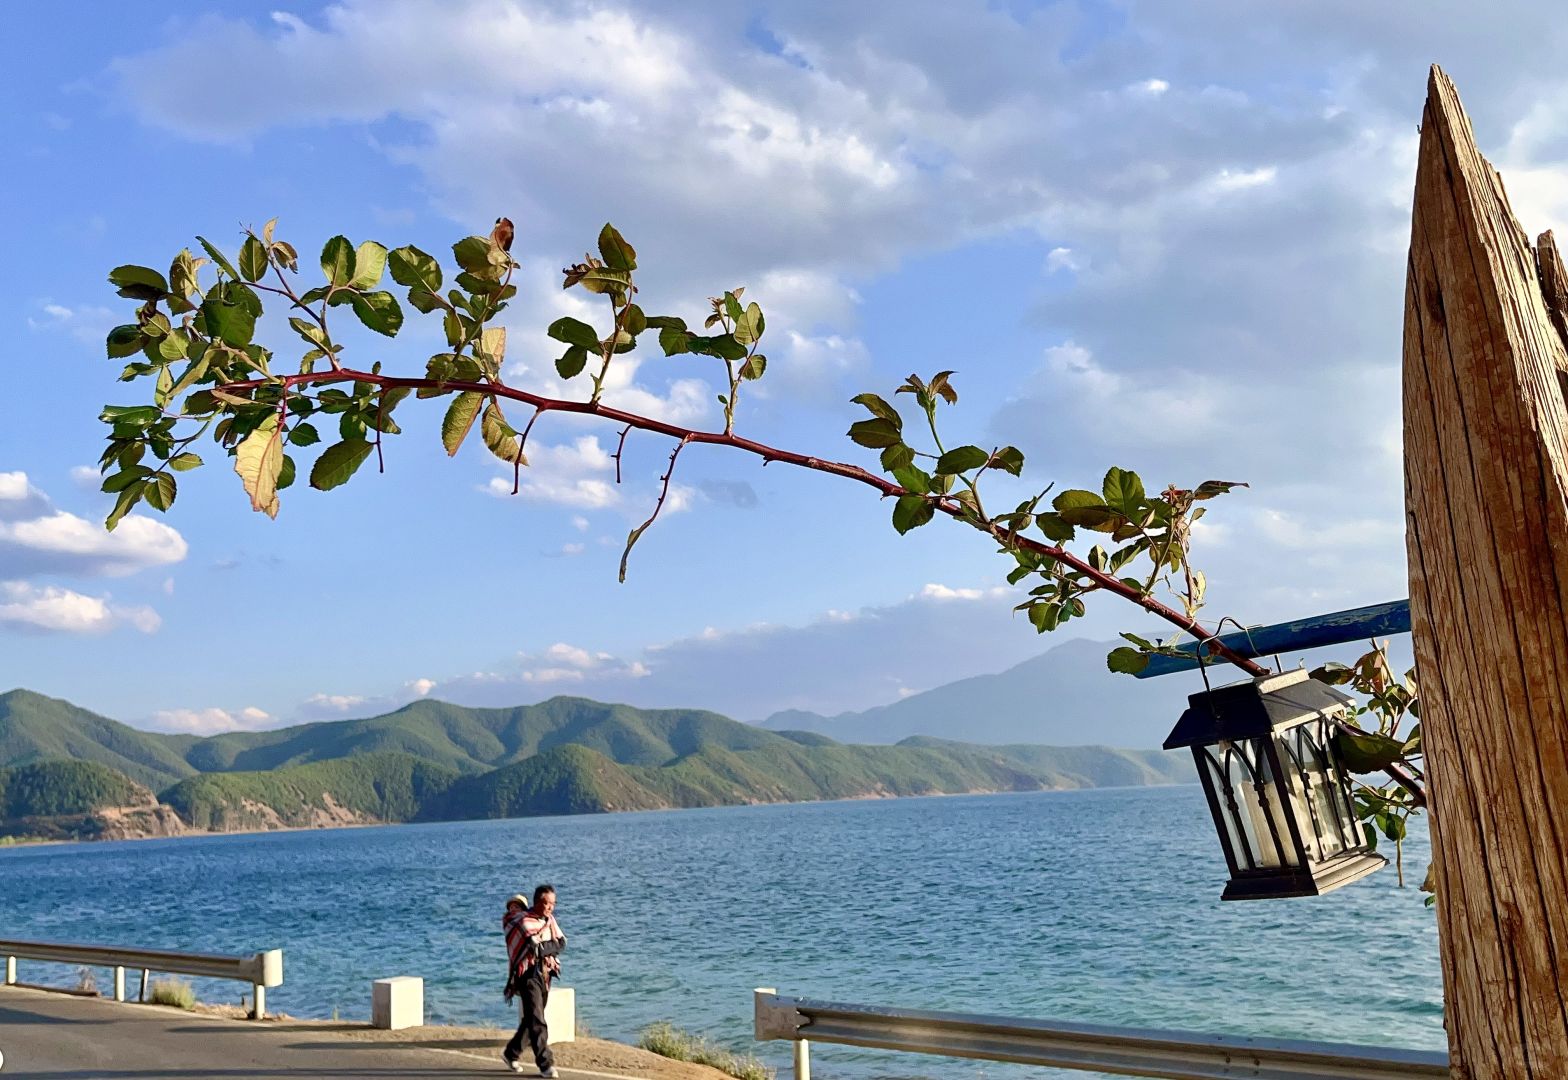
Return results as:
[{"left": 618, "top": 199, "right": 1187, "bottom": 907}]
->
[
  {"left": 612, "top": 423, "right": 633, "bottom": 484},
  {"left": 619, "top": 436, "right": 690, "bottom": 582},
  {"left": 218, "top": 366, "right": 1270, "bottom": 675}
]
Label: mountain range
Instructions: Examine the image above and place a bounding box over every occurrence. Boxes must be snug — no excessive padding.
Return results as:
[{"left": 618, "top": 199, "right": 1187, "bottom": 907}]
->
[
  {"left": 762, "top": 637, "right": 1196, "bottom": 744},
  {"left": 0, "top": 686, "right": 1193, "bottom": 841}
]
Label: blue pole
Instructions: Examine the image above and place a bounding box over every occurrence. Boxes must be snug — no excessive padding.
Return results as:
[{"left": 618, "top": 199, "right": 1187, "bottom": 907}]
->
[{"left": 1133, "top": 599, "right": 1411, "bottom": 678}]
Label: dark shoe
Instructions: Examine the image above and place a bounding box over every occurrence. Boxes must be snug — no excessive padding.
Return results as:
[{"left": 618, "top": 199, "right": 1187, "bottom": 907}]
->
[{"left": 501, "top": 1051, "right": 524, "bottom": 1073}]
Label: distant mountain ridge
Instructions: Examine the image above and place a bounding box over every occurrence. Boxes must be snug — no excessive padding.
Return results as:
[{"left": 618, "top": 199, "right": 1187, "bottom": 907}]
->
[
  {"left": 760, "top": 637, "right": 1194, "bottom": 746},
  {"left": 0, "top": 688, "right": 1193, "bottom": 840}
]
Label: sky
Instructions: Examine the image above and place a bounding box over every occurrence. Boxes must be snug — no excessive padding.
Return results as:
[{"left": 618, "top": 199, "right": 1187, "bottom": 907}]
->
[{"left": 3, "top": 0, "right": 1565, "bottom": 737}]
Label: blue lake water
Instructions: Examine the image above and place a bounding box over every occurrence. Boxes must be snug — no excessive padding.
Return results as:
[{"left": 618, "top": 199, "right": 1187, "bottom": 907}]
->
[{"left": 0, "top": 786, "right": 1444, "bottom": 1078}]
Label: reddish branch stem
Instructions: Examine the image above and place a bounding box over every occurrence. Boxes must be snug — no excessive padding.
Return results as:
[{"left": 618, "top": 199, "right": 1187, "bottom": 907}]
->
[{"left": 222, "top": 368, "right": 1270, "bottom": 675}]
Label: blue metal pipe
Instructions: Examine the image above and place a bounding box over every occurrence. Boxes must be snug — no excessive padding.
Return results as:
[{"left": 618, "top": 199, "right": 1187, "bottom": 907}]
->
[{"left": 1133, "top": 599, "right": 1411, "bottom": 678}]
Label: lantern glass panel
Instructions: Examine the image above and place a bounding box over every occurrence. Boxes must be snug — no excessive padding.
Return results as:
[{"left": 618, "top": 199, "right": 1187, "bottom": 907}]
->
[
  {"left": 1274, "top": 718, "right": 1358, "bottom": 861},
  {"left": 1223, "top": 740, "right": 1301, "bottom": 870}
]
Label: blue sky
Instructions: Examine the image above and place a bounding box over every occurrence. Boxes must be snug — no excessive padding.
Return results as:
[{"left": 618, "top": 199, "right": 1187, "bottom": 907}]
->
[{"left": 4, "top": 1, "right": 1565, "bottom": 735}]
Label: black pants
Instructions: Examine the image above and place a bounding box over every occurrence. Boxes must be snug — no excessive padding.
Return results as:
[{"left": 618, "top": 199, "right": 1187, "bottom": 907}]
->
[{"left": 506, "top": 971, "right": 552, "bottom": 1071}]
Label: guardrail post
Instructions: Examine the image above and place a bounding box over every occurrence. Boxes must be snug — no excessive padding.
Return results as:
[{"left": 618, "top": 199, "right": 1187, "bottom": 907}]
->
[
  {"left": 794, "top": 1039, "right": 810, "bottom": 1080},
  {"left": 252, "top": 984, "right": 265, "bottom": 1020},
  {"left": 114, "top": 966, "right": 125, "bottom": 1002},
  {"left": 139, "top": 968, "right": 148, "bottom": 1002},
  {"left": 5, "top": 956, "right": 14, "bottom": 985}
]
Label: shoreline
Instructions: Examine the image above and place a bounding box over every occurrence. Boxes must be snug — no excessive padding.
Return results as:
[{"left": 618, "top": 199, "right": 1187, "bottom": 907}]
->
[{"left": 0, "top": 781, "right": 1197, "bottom": 850}]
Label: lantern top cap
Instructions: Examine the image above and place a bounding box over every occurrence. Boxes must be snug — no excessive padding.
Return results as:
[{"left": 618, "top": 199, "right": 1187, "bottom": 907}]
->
[{"left": 1162, "top": 667, "right": 1353, "bottom": 750}]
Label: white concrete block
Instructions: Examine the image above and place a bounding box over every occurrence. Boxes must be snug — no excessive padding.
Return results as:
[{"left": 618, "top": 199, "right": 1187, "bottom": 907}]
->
[
  {"left": 545, "top": 985, "right": 575, "bottom": 1043},
  {"left": 372, "top": 976, "right": 424, "bottom": 1030}
]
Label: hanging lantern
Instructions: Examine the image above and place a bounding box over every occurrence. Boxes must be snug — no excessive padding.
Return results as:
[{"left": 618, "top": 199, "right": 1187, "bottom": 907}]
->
[{"left": 1163, "top": 668, "right": 1386, "bottom": 900}]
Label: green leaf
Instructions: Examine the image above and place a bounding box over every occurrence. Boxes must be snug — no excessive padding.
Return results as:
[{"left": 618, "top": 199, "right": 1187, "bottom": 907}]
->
[
  {"left": 1106, "top": 647, "right": 1150, "bottom": 675},
  {"left": 238, "top": 236, "right": 269, "bottom": 282},
  {"left": 735, "top": 302, "right": 765, "bottom": 345},
  {"left": 556, "top": 345, "right": 589, "bottom": 380},
  {"left": 990, "top": 447, "right": 1025, "bottom": 477},
  {"left": 277, "top": 454, "right": 297, "bottom": 491},
  {"left": 476, "top": 326, "right": 507, "bottom": 371},
  {"left": 310, "top": 439, "right": 374, "bottom": 491},
  {"left": 891, "top": 464, "right": 931, "bottom": 494},
  {"left": 234, "top": 414, "right": 283, "bottom": 518},
  {"left": 1035, "top": 512, "right": 1075, "bottom": 543},
  {"left": 1102, "top": 467, "right": 1146, "bottom": 514},
  {"left": 200, "top": 302, "right": 256, "bottom": 347},
  {"left": 452, "top": 235, "right": 505, "bottom": 277},
  {"left": 144, "top": 472, "right": 177, "bottom": 512},
  {"left": 104, "top": 480, "right": 148, "bottom": 531},
  {"left": 570, "top": 266, "right": 631, "bottom": 297},
  {"left": 597, "top": 223, "right": 637, "bottom": 271},
  {"left": 350, "top": 291, "right": 404, "bottom": 336},
  {"left": 623, "top": 304, "right": 648, "bottom": 337},
  {"left": 169, "top": 452, "right": 203, "bottom": 472},
  {"left": 1194, "top": 479, "right": 1245, "bottom": 500},
  {"left": 287, "top": 422, "right": 320, "bottom": 447},
  {"left": 320, "top": 235, "right": 356, "bottom": 287},
  {"left": 388, "top": 245, "right": 442, "bottom": 290},
  {"left": 644, "top": 315, "right": 686, "bottom": 331},
  {"left": 891, "top": 494, "right": 935, "bottom": 534},
  {"left": 196, "top": 237, "right": 241, "bottom": 280},
  {"left": 349, "top": 241, "right": 388, "bottom": 289},
  {"left": 740, "top": 354, "right": 767, "bottom": 380},
  {"left": 548, "top": 317, "right": 600, "bottom": 349},
  {"left": 658, "top": 327, "right": 691, "bottom": 355},
  {"left": 481, "top": 401, "right": 525, "bottom": 463},
  {"left": 168, "top": 249, "right": 203, "bottom": 305},
  {"left": 1052, "top": 489, "right": 1121, "bottom": 532},
  {"left": 1029, "top": 601, "right": 1060, "bottom": 633},
  {"left": 852, "top": 393, "right": 902, "bottom": 427},
  {"left": 106, "top": 325, "right": 143, "bottom": 359},
  {"left": 935, "top": 445, "right": 988, "bottom": 475},
  {"left": 442, "top": 391, "right": 484, "bottom": 456},
  {"left": 1333, "top": 728, "right": 1409, "bottom": 774},
  {"left": 880, "top": 443, "right": 915, "bottom": 472},
  {"left": 108, "top": 265, "right": 169, "bottom": 300},
  {"left": 847, "top": 418, "right": 902, "bottom": 449}
]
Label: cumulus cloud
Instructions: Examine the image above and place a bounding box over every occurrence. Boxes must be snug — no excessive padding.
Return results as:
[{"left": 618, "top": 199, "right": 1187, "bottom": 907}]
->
[
  {"left": 0, "top": 581, "right": 160, "bottom": 635},
  {"left": 399, "top": 583, "right": 1054, "bottom": 721},
  {"left": 146, "top": 705, "right": 272, "bottom": 735},
  {"left": 103, "top": 0, "right": 1568, "bottom": 634},
  {"left": 0, "top": 471, "right": 187, "bottom": 579}
]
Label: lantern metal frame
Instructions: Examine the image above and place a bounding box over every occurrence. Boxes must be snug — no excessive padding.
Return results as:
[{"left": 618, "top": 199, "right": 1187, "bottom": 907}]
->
[{"left": 1164, "top": 668, "right": 1386, "bottom": 900}]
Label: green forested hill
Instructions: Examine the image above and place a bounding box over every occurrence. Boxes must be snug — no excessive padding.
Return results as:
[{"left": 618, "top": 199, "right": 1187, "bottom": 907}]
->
[
  {"left": 0, "top": 689, "right": 1193, "bottom": 838},
  {"left": 0, "top": 690, "right": 196, "bottom": 789},
  {"left": 162, "top": 753, "right": 464, "bottom": 830},
  {"left": 0, "top": 759, "right": 152, "bottom": 819}
]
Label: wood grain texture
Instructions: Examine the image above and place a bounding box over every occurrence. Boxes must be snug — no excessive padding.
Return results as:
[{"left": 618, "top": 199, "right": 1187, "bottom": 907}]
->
[{"left": 1404, "top": 66, "right": 1568, "bottom": 1079}]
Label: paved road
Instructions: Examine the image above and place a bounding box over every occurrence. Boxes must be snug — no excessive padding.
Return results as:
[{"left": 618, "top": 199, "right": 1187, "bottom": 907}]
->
[{"left": 0, "top": 986, "right": 602, "bottom": 1079}]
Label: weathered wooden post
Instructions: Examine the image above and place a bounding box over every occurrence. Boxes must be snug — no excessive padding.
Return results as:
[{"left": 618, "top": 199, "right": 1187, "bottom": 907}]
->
[{"left": 1404, "top": 65, "right": 1568, "bottom": 1079}]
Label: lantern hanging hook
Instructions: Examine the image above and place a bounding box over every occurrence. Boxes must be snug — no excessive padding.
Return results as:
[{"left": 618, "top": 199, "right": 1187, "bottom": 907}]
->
[{"left": 1214, "top": 614, "right": 1280, "bottom": 673}]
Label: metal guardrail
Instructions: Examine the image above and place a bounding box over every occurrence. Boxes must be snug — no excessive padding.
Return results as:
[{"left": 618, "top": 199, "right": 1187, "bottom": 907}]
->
[
  {"left": 1, "top": 939, "right": 283, "bottom": 1019},
  {"left": 754, "top": 989, "right": 1450, "bottom": 1080}
]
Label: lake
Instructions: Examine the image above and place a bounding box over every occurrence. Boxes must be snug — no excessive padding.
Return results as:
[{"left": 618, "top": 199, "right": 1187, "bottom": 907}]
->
[{"left": 0, "top": 786, "right": 1444, "bottom": 1078}]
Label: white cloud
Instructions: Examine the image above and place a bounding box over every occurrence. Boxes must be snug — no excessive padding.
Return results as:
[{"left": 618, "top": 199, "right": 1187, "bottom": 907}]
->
[
  {"left": 0, "top": 581, "right": 159, "bottom": 635},
  {"left": 408, "top": 677, "right": 437, "bottom": 697},
  {"left": 302, "top": 692, "right": 367, "bottom": 713},
  {"left": 415, "top": 582, "right": 1041, "bottom": 721},
  {"left": 146, "top": 705, "right": 273, "bottom": 735},
  {"left": 1130, "top": 78, "right": 1170, "bottom": 97},
  {"left": 921, "top": 583, "right": 984, "bottom": 601},
  {"left": 570, "top": 515, "right": 590, "bottom": 532},
  {"left": 26, "top": 300, "right": 116, "bottom": 344},
  {"left": 1210, "top": 165, "right": 1278, "bottom": 192},
  {"left": 0, "top": 471, "right": 187, "bottom": 579}
]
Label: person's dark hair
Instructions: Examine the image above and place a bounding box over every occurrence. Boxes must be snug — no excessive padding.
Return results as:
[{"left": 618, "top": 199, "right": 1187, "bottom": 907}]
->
[{"left": 533, "top": 884, "right": 555, "bottom": 906}]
